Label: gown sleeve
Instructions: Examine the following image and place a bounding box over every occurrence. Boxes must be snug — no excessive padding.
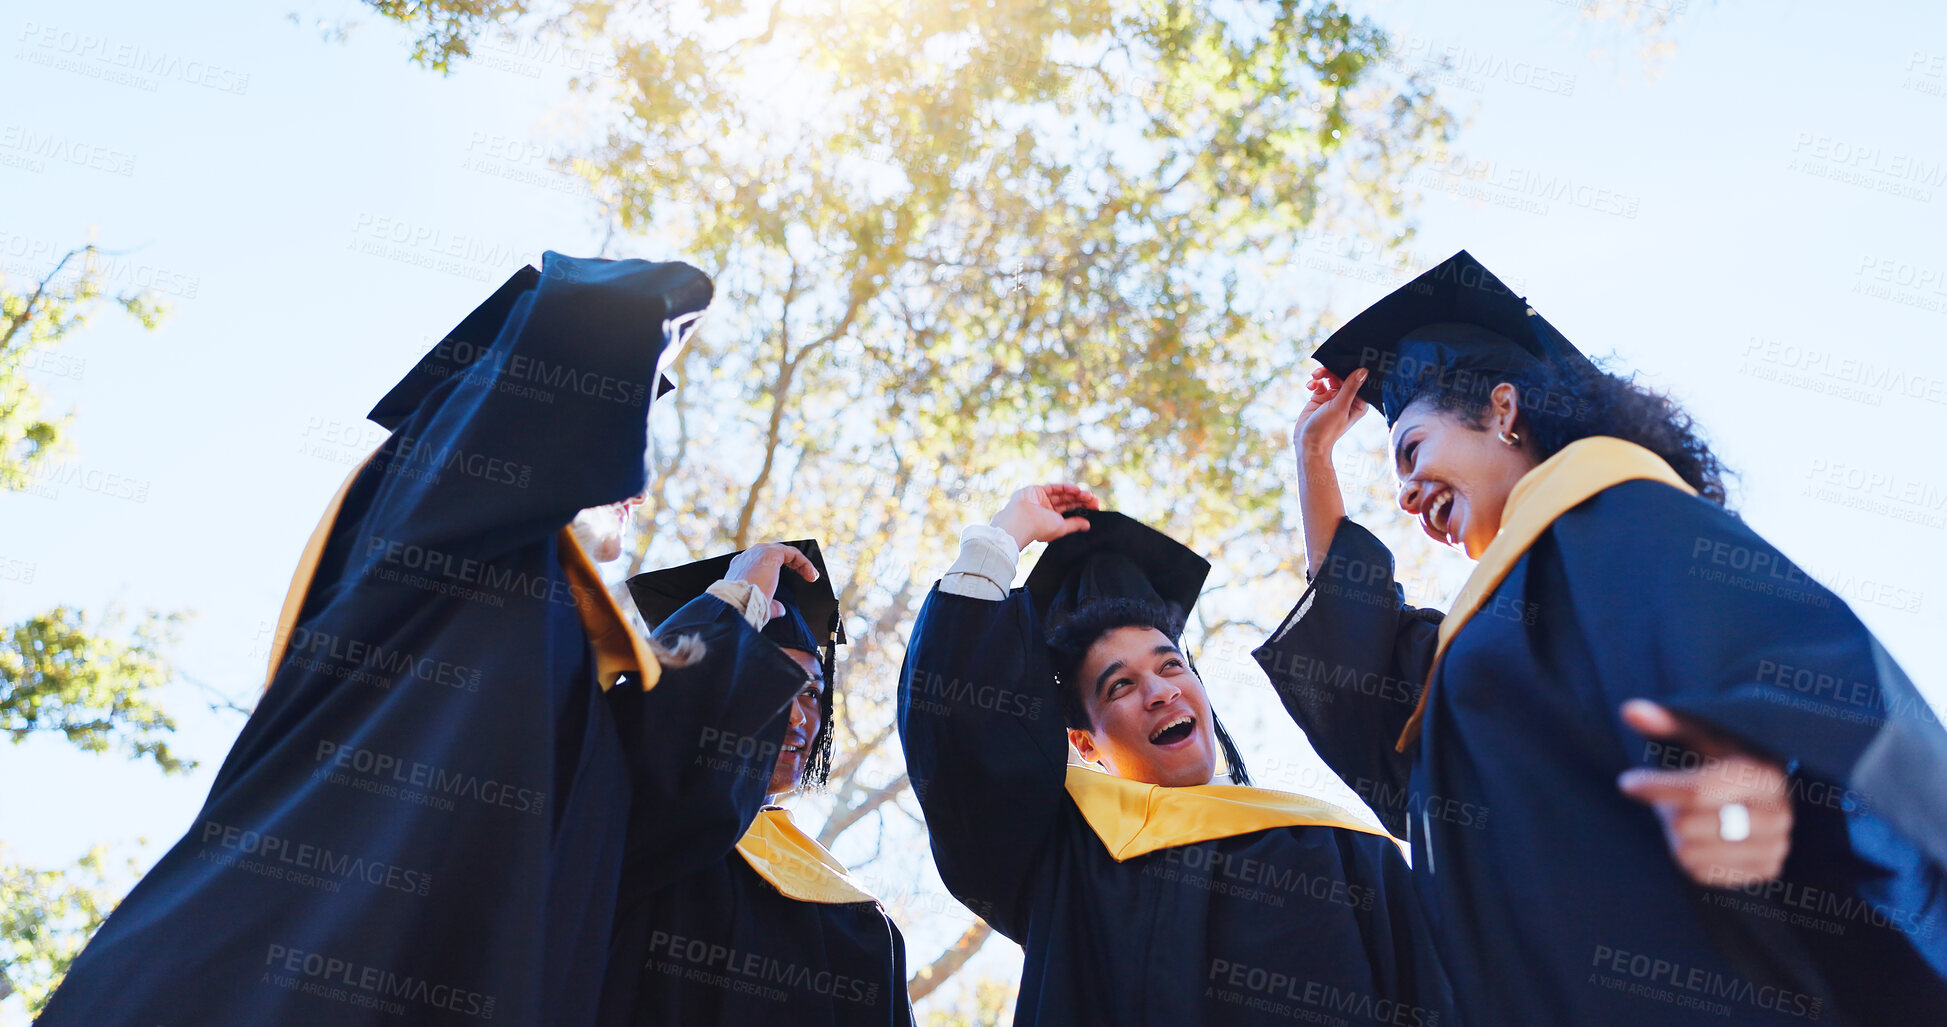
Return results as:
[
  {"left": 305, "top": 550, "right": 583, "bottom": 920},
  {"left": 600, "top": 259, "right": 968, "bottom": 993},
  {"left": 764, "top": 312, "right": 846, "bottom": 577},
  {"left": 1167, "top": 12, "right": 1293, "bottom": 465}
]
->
[
  {"left": 1251, "top": 518, "right": 1443, "bottom": 838},
  {"left": 1551, "top": 479, "right": 1947, "bottom": 1016},
  {"left": 1339, "top": 830, "right": 1460, "bottom": 1024},
  {"left": 896, "top": 584, "right": 1072, "bottom": 940},
  {"left": 607, "top": 593, "right": 808, "bottom": 891},
  {"left": 358, "top": 253, "right": 706, "bottom": 561}
]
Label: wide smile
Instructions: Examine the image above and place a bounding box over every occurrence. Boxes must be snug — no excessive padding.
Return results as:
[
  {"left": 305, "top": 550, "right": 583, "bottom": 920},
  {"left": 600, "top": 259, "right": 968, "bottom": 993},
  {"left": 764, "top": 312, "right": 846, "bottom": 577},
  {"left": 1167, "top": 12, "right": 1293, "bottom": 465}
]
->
[
  {"left": 1420, "top": 487, "right": 1459, "bottom": 547},
  {"left": 1148, "top": 713, "right": 1197, "bottom": 748}
]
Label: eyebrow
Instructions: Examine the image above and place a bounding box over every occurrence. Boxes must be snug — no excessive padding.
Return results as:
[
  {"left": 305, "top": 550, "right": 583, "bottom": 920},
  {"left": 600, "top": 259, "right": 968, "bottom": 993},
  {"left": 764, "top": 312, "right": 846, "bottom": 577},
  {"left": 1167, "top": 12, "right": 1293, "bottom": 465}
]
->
[
  {"left": 1092, "top": 644, "right": 1185, "bottom": 699},
  {"left": 1092, "top": 660, "right": 1126, "bottom": 699}
]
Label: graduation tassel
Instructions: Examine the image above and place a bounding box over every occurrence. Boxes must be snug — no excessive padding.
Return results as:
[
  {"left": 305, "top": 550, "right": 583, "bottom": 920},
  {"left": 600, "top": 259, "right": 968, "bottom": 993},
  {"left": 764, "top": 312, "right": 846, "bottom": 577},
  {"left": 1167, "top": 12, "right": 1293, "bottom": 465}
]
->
[
  {"left": 1211, "top": 712, "right": 1252, "bottom": 788},
  {"left": 1187, "top": 653, "right": 1252, "bottom": 787}
]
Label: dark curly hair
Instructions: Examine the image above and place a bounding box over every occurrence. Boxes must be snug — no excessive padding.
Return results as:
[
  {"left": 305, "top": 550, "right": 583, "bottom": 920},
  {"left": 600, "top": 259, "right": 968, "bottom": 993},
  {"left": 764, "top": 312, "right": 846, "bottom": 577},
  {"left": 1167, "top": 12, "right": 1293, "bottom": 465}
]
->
[
  {"left": 1046, "top": 597, "right": 1251, "bottom": 787},
  {"left": 1404, "top": 358, "right": 1733, "bottom": 507}
]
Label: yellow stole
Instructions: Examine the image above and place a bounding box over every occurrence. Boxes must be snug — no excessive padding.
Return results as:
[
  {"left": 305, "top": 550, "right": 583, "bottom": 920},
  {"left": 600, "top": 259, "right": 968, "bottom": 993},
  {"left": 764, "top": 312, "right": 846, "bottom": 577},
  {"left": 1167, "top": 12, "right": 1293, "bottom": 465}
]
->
[
  {"left": 1063, "top": 764, "right": 1406, "bottom": 859},
  {"left": 735, "top": 808, "right": 881, "bottom": 905},
  {"left": 261, "top": 457, "right": 660, "bottom": 693},
  {"left": 1394, "top": 437, "right": 1694, "bottom": 751}
]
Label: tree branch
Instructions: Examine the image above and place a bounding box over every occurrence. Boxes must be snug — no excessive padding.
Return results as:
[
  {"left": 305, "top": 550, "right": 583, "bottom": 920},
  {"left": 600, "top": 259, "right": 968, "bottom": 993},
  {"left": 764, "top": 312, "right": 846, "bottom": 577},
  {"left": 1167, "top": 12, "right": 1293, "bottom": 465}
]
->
[
  {"left": 816, "top": 771, "right": 907, "bottom": 849},
  {"left": 0, "top": 247, "right": 89, "bottom": 353},
  {"left": 907, "top": 921, "right": 995, "bottom": 1002}
]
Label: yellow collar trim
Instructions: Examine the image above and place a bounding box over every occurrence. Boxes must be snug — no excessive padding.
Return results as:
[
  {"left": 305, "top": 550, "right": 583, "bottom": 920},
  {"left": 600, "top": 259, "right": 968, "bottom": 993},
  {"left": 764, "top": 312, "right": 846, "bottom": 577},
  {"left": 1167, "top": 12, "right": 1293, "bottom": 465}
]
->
[
  {"left": 556, "top": 529, "right": 661, "bottom": 691},
  {"left": 262, "top": 459, "right": 369, "bottom": 693},
  {"left": 1063, "top": 765, "right": 1404, "bottom": 860},
  {"left": 1395, "top": 436, "right": 1694, "bottom": 751},
  {"left": 263, "top": 456, "right": 659, "bottom": 693},
  {"left": 735, "top": 808, "right": 880, "bottom": 905}
]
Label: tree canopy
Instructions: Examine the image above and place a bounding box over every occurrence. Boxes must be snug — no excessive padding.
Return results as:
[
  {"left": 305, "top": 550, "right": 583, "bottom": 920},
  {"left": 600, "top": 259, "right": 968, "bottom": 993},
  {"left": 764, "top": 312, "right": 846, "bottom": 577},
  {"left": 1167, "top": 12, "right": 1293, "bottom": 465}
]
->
[{"left": 365, "top": 0, "right": 1457, "bottom": 1007}]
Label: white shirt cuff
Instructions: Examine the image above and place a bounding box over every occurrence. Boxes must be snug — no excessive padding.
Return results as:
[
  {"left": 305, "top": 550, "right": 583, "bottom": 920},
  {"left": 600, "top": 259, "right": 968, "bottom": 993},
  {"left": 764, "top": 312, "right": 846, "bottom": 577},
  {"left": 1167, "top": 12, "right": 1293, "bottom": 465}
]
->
[
  {"left": 705, "top": 580, "right": 771, "bottom": 628},
  {"left": 939, "top": 524, "right": 1020, "bottom": 600}
]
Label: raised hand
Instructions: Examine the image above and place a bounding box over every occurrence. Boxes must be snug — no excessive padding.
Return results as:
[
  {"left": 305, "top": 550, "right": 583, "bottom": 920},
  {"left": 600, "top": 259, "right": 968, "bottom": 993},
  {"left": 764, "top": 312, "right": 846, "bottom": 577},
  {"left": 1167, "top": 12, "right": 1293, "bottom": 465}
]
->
[
  {"left": 725, "top": 542, "right": 819, "bottom": 619},
  {"left": 1616, "top": 699, "right": 1793, "bottom": 889},
  {"left": 1292, "top": 366, "right": 1370, "bottom": 463},
  {"left": 1290, "top": 367, "right": 1369, "bottom": 578},
  {"left": 990, "top": 484, "right": 1101, "bottom": 551}
]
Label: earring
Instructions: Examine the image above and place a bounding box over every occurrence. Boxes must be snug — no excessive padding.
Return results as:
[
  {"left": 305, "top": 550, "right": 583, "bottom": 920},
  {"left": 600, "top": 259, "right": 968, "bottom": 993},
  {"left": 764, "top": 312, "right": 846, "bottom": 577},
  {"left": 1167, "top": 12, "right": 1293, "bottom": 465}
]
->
[{"left": 1498, "top": 429, "right": 1521, "bottom": 446}]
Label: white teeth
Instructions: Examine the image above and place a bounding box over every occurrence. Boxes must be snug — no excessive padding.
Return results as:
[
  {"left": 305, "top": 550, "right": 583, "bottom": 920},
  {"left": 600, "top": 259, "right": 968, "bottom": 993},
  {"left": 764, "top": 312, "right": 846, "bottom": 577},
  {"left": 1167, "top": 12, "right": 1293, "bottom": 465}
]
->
[
  {"left": 1150, "top": 715, "right": 1193, "bottom": 743},
  {"left": 1427, "top": 491, "right": 1454, "bottom": 540}
]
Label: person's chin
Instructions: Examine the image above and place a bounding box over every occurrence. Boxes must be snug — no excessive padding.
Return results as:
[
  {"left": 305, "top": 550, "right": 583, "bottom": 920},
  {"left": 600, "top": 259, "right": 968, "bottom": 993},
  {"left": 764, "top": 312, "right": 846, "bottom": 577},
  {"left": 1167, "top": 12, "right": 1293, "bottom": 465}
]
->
[
  {"left": 1462, "top": 519, "right": 1500, "bottom": 559},
  {"left": 1152, "top": 754, "right": 1216, "bottom": 788},
  {"left": 767, "top": 755, "right": 803, "bottom": 796}
]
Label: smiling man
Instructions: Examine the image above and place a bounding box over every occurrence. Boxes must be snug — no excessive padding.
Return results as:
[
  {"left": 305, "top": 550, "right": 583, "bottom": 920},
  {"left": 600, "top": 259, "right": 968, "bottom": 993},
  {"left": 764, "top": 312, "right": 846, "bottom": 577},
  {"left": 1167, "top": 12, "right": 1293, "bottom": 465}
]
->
[{"left": 897, "top": 485, "right": 1455, "bottom": 1027}]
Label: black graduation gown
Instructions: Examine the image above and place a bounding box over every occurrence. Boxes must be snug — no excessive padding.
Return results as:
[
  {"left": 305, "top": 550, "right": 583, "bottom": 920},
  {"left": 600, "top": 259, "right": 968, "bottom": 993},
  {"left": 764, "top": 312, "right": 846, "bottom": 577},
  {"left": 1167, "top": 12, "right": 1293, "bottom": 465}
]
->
[
  {"left": 898, "top": 586, "right": 1457, "bottom": 1027},
  {"left": 40, "top": 254, "right": 684, "bottom": 1026},
  {"left": 599, "top": 595, "right": 917, "bottom": 1026},
  {"left": 1255, "top": 483, "right": 1947, "bottom": 1025}
]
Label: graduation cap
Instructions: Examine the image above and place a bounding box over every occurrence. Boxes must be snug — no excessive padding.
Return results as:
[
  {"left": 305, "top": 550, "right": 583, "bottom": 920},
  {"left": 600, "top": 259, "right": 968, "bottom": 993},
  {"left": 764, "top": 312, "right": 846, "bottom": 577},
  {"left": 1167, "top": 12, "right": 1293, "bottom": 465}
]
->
[
  {"left": 1025, "top": 510, "right": 1251, "bottom": 786},
  {"left": 367, "top": 258, "right": 708, "bottom": 432},
  {"left": 626, "top": 540, "right": 844, "bottom": 657},
  {"left": 1025, "top": 510, "right": 1209, "bottom": 638},
  {"left": 1311, "top": 249, "right": 1595, "bottom": 426},
  {"left": 626, "top": 540, "right": 844, "bottom": 788}
]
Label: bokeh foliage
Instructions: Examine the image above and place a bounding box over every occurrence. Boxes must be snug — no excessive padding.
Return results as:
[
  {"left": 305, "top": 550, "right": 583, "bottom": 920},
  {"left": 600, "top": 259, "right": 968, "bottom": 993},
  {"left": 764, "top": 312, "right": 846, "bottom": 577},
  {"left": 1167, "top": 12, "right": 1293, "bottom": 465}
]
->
[{"left": 1, "top": 248, "right": 180, "bottom": 1018}]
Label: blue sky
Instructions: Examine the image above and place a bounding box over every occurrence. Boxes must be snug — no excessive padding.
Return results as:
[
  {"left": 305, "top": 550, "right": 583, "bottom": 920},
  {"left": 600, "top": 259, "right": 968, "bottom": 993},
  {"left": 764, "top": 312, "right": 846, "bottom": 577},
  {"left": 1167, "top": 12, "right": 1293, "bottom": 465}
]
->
[{"left": 5, "top": 0, "right": 1946, "bottom": 1018}]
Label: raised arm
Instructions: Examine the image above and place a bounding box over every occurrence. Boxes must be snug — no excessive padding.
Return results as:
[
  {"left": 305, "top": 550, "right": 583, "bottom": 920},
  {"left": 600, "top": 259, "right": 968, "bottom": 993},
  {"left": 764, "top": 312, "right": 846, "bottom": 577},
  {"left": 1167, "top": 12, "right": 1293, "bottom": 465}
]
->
[
  {"left": 897, "top": 485, "right": 1096, "bottom": 938},
  {"left": 361, "top": 252, "right": 710, "bottom": 560},
  {"left": 1255, "top": 520, "right": 1439, "bottom": 838},
  {"left": 1255, "top": 368, "right": 1436, "bottom": 837},
  {"left": 610, "top": 546, "right": 815, "bottom": 890},
  {"left": 1294, "top": 366, "right": 1369, "bottom": 579}
]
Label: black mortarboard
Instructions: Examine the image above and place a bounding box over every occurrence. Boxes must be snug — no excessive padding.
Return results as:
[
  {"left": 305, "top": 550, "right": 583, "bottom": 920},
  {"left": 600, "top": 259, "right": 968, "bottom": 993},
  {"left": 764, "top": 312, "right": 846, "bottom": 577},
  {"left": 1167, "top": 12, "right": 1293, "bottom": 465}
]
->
[
  {"left": 625, "top": 540, "right": 844, "bottom": 657},
  {"left": 1311, "top": 249, "right": 1595, "bottom": 425},
  {"left": 1025, "top": 511, "right": 1210, "bottom": 636},
  {"left": 367, "top": 258, "right": 700, "bottom": 432}
]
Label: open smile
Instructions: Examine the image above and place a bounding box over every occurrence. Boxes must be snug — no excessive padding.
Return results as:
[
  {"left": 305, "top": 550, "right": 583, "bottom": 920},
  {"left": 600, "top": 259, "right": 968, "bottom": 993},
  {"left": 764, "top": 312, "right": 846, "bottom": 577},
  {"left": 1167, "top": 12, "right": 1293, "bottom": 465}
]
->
[
  {"left": 1420, "top": 486, "right": 1459, "bottom": 547},
  {"left": 1148, "top": 713, "right": 1197, "bottom": 748}
]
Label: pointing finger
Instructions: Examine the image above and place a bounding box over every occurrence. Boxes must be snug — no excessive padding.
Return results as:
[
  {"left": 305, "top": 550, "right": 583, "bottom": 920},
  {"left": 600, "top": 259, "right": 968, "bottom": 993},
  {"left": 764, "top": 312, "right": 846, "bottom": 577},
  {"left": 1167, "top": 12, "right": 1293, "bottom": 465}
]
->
[
  {"left": 1617, "top": 767, "right": 1707, "bottom": 806},
  {"left": 1621, "top": 699, "right": 1742, "bottom": 761}
]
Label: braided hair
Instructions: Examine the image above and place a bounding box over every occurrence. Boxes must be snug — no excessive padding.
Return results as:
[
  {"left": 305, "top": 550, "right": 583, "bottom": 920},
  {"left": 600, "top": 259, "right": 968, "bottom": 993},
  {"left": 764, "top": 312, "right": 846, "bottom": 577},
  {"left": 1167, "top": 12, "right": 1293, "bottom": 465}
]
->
[{"left": 797, "top": 644, "right": 837, "bottom": 790}]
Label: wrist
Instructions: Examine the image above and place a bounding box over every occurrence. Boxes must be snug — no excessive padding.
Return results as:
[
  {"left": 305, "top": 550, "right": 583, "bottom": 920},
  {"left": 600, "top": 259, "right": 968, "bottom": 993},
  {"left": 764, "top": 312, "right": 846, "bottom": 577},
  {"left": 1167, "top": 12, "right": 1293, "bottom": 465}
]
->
[
  {"left": 988, "top": 510, "right": 1035, "bottom": 551},
  {"left": 1295, "top": 449, "right": 1338, "bottom": 481}
]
